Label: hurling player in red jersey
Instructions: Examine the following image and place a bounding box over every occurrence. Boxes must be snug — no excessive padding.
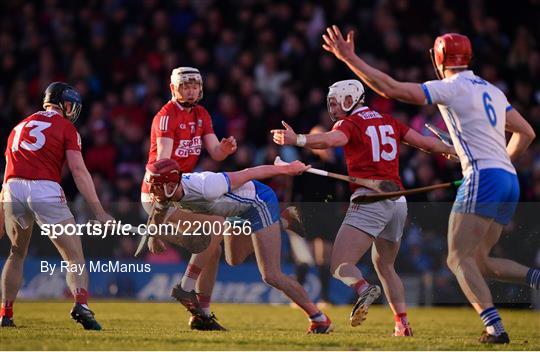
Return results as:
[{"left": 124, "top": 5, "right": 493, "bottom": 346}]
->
[
  {"left": 1, "top": 82, "right": 114, "bottom": 330},
  {"left": 140, "top": 67, "right": 237, "bottom": 331},
  {"left": 272, "top": 79, "right": 454, "bottom": 336}
]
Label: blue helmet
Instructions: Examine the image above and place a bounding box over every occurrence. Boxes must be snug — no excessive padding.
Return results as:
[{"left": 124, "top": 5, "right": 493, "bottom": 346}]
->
[{"left": 43, "top": 82, "right": 82, "bottom": 122}]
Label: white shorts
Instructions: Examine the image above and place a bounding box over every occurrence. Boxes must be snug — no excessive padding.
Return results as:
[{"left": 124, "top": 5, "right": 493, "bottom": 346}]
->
[
  {"left": 3, "top": 178, "right": 74, "bottom": 228},
  {"left": 343, "top": 189, "right": 407, "bottom": 242}
]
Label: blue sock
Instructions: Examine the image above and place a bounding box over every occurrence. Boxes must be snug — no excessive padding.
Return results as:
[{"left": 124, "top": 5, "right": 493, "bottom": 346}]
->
[
  {"left": 526, "top": 268, "right": 540, "bottom": 290},
  {"left": 480, "top": 307, "right": 505, "bottom": 336}
]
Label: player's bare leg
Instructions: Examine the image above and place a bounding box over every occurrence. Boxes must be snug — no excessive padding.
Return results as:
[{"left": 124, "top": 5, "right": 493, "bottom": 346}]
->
[
  {"left": 372, "top": 238, "right": 412, "bottom": 336},
  {"left": 224, "top": 230, "right": 254, "bottom": 266},
  {"left": 50, "top": 218, "right": 88, "bottom": 290},
  {"left": 313, "top": 238, "right": 333, "bottom": 307},
  {"left": 330, "top": 224, "right": 381, "bottom": 327},
  {"left": 163, "top": 209, "right": 227, "bottom": 330},
  {"left": 447, "top": 212, "right": 508, "bottom": 343},
  {"left": 0, "top": 218, "right": 32, "bottom": 327},
  {"left": 251, "top": 222, "right": 332, "bottom": 333},
  {"left": 49, "top": 218, "right": 100, "bottom": 330},
  {"left": 476, "top": 221, "right": 531, "bottom": 283}
]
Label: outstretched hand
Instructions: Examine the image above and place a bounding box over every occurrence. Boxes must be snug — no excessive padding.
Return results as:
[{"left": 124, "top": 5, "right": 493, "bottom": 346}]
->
[
  {"left": 219, "top": 136, "right": 237, "bottom": 155},
  {"left": 322, "top": 25, "right": 356, "bottom": 62},
  {"left": 271, "top": 121, "right": 298, "bottom": 146},
  {"left": 283, "top": 160, "right": 311, "bottom": 176}
]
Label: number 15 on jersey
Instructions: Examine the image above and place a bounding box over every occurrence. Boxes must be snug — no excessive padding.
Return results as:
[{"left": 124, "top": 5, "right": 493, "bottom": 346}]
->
[{"left": 365, "top": 125, "right": 397, "bottom": 162}]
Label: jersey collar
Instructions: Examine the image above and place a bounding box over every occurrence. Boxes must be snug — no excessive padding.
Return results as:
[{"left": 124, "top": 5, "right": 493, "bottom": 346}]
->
[
  {"left": 351, "top": 106, "right": 369, "bottom": 115},
  {"left": 455, "top": 70, "right": 474, "bottom": 78},
  {"left": 172, "top": 99, "right": 185, "bottom": 111}
]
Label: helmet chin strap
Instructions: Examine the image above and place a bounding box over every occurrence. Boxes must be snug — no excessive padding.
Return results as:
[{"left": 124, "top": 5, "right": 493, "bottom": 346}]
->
[
  {"left": 345, "top": 97, "right": 364, "bottom": 116},
  {"left": 429, "top": 48, "right": 445, "bottom": 80},
  {"left": 328, "top": 93, "right": 364, "bottom": 122},
  {"left": 164, "top": 182, "right": 179, "bottom": 199},
  {"left": 178, "top": 100, "right": 197, "bottom": 108}
]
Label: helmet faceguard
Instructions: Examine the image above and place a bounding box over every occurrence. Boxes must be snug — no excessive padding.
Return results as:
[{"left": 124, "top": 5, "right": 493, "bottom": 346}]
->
[
  {"left": 145, "top": 159, "right": 182, "bottom": 200},
  {"left": 43, "top": 82, "right": 83, "bottom": 122},
  {"left": 430, "top": 33, "right": 472, "bottom": 80},
  {"left": 170, "top": 67, "right": 203, "bottom": 107},
  {"left": 327, "top": 80, "right": 365, "bottom": 122}
]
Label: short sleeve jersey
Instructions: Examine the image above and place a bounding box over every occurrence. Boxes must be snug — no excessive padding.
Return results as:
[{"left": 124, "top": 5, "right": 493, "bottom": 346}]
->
[
  {"left": 142, "top": 100, "right": 215, "bottom": 193},
  {"left": 422, "top": 70, "right": 515, "bottom": 176},
  {"left": 332, "top": 106, "right": 410, "bottom": 192},
  {"left": 4, "top": 110, "right": 81, "bottom": 183}
]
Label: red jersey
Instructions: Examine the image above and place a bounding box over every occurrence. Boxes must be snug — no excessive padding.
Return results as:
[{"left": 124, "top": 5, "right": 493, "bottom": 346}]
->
[
  {"left": 332, "top": 106, "right": 410, "bottom": 192},
  {"left": 4, "top": 110, "right": 81, "bottom": 183},
  {"left": 141, "top": 100, "right": 214, "bottom": 193}
]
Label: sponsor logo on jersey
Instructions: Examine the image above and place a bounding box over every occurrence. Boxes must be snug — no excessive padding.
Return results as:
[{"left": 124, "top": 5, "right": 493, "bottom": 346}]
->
[{"left": 174, "top": 136, "right": 202, "bottom": 157}]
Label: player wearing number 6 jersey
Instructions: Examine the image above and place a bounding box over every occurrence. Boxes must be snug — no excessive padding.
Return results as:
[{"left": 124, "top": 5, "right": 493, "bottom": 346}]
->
[
  {"left": 322, "top": 26, "right": 537, "bottom": 343},
  {"left": 272, "top": 79, "right": 454, "bottom": 336},
  {"left": 1, "top": 82, "right": 114, "bottom": 330}
]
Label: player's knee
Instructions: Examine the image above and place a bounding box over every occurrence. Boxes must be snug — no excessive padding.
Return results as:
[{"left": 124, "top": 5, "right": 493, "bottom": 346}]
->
[
  {"left": 261, "top": 271, "right": 282, "bottom": 288},
  {"left": 446, "top": 252, "right": 462, "bottom": 272},
  {"left": 225, "top": 251, "right": 245, "bottom": 266}
]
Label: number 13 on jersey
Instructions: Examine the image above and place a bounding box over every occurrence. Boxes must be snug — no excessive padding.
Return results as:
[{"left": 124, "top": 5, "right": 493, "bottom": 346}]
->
[{"left": 11, "top": 120, "right": 52, "bottom": 152}]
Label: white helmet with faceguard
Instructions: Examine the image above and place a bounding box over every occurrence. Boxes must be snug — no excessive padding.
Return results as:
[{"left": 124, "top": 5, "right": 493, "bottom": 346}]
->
[
  {"left": 170, "top": 67, "right": 203, "bottom": 107},
  {"left": 327, "top": 79, "right": 365, "bottom": 121}
]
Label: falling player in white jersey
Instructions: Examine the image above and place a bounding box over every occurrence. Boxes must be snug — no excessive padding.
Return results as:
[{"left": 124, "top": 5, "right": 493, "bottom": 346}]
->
[
  {"left": 144, "top": 158, "right": 334, "bottom": 334},
  {"left": 322, "top": 26, "right": 537, "bottom": 344}
]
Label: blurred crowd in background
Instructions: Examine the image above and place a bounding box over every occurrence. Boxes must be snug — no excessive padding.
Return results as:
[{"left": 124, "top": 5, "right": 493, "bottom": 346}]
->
[{"left": 1, "top": 0, "right": 539, "bottom": 304}]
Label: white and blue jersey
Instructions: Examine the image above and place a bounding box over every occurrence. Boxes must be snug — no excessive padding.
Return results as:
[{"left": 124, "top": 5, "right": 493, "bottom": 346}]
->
[
  {"left": 175, "top": 172, "right": 280, "bottom": 232},
  {"left": 422, "top": 70, "right": 519, "bottom": 224}
]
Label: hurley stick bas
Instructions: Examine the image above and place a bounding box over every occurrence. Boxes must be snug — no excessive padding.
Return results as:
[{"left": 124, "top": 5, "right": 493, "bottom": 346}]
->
[
  {"left": 274, "top": 157, "right": 400, "bottom": 193},
  {"left": 352, "top": 180, "right": 463, "bottom": 203}
]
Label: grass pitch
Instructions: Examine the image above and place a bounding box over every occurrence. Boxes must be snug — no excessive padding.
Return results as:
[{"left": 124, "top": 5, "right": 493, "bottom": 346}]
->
[{"left": 1, "top": 301, "right": 539, "bottom": 350}]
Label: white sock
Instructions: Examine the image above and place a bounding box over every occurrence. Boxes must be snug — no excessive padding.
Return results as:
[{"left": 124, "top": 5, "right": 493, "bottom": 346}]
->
[
  {"left": 181, "top": 264, "right": 201, "bottom": 292},
  {"left": 309, "top": 311, "right": 326, "bottom": 322},
  {"left": 181, "top": 276, "right": 197, "bottom": 292}
]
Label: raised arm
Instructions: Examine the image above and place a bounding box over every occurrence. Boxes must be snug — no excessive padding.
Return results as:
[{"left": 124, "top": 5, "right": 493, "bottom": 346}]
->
[
  {"left": 66, "top": 150, "right": 114, "bottom": 223},
  {"left": 505, "top": 108, "right": 536, "bottom": 162},
  {"left": 322, "top": 25, "right": 426, "bottom": 105},
  {"left": 271, "top": 121, "right": 348, "bottom": 149},
  {"left": 203, "top": 133, "right": 237, "bottom": 161}
]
